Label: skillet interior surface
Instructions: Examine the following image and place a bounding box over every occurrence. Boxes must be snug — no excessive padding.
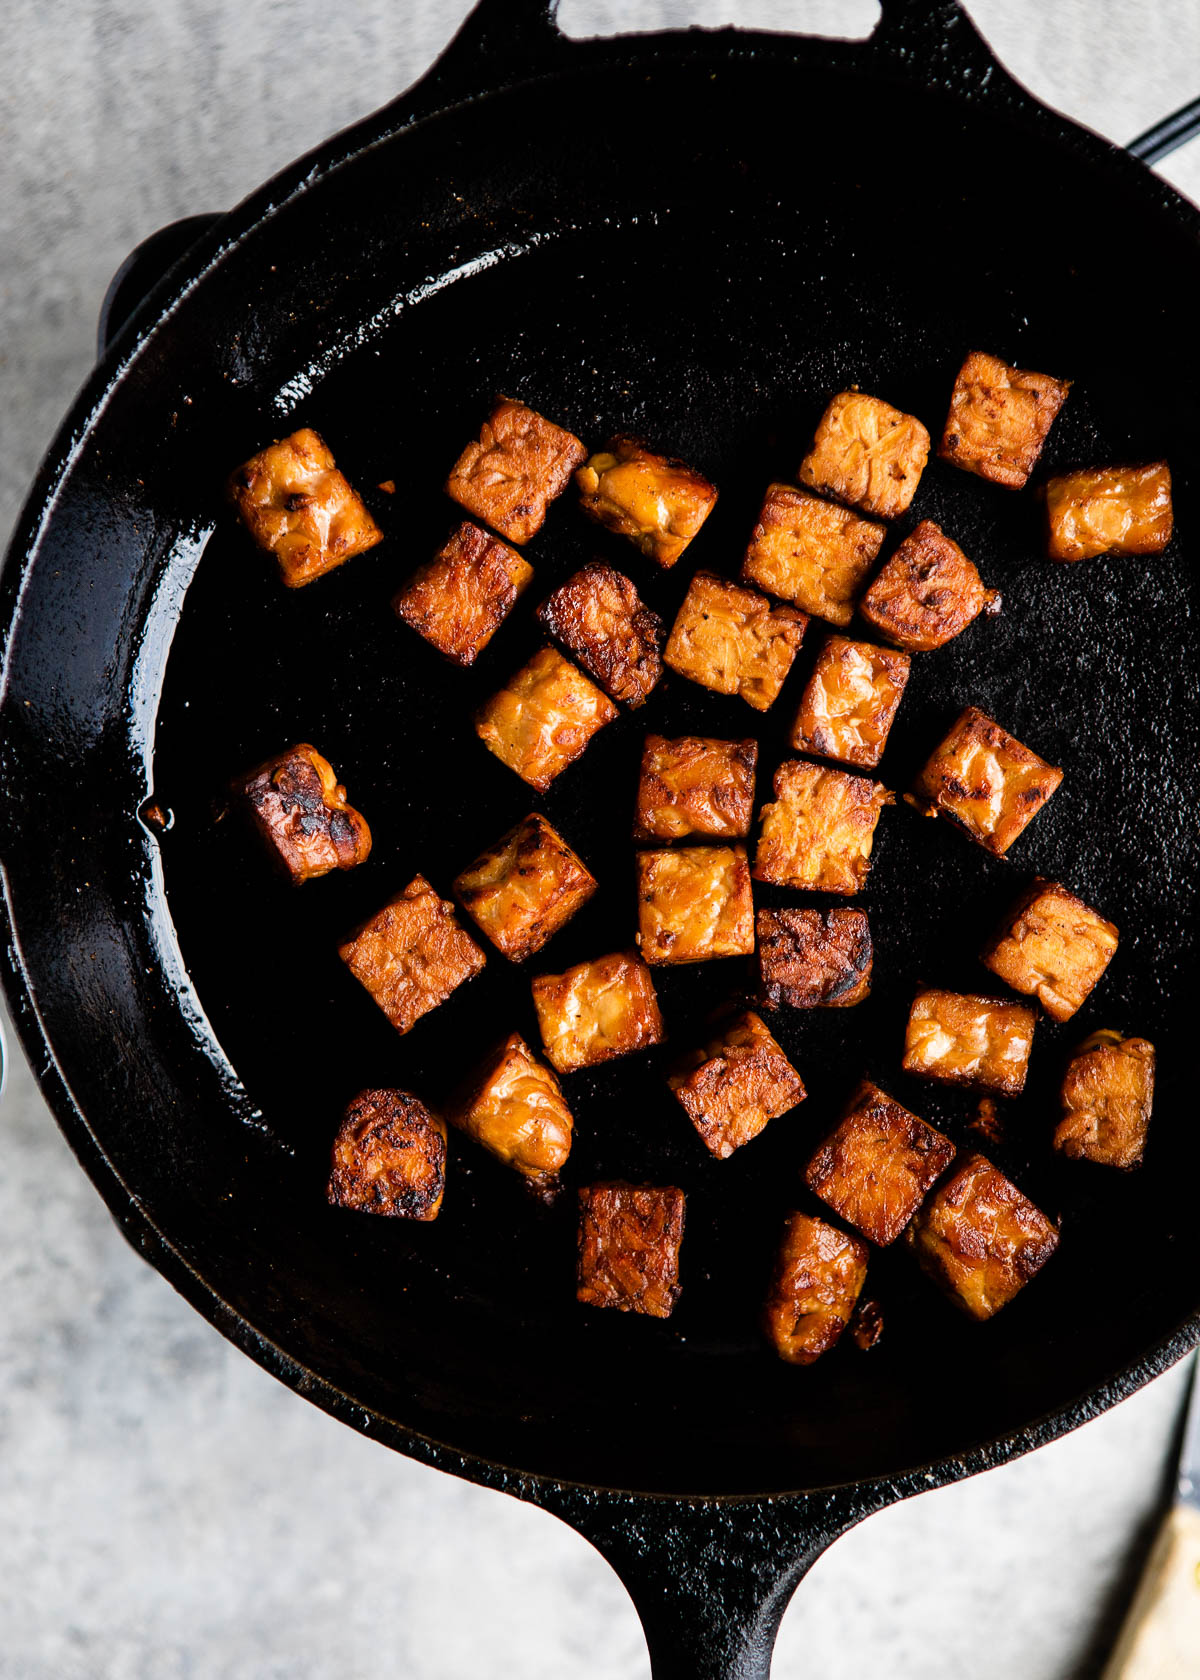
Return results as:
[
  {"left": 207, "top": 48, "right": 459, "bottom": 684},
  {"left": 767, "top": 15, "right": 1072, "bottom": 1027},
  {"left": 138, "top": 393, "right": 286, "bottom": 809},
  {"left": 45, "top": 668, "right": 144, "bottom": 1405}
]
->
[{"left": 3, "top": 43, "right": 1199, "bottom": 1499}]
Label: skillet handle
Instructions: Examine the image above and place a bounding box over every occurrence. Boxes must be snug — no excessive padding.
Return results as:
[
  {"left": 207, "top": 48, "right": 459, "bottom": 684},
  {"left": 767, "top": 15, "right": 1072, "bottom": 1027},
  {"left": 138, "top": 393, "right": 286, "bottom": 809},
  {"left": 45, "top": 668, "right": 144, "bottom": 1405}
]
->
[
  {"left": 97, "top": 214, "right": 222, "bottom": 358},
  {"left": 561, "top": 1494, "right": 859, "bottom": 1679}
]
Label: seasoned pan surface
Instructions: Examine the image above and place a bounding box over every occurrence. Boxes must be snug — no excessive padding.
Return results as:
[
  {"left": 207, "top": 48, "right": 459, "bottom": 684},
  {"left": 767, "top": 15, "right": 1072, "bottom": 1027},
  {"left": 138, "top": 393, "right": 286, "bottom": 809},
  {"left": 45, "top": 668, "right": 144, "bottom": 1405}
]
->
[{"left": 4, "top": 42, "right": 1199, "bottom": 1499}]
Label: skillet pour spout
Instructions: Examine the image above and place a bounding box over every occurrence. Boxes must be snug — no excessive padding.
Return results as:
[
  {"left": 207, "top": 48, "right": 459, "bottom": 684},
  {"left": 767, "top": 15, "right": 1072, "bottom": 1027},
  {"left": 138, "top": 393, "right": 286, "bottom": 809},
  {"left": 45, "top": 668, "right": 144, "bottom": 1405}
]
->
[{"left": 5, "top": 0, "right": 1200, "bottom": 1675}]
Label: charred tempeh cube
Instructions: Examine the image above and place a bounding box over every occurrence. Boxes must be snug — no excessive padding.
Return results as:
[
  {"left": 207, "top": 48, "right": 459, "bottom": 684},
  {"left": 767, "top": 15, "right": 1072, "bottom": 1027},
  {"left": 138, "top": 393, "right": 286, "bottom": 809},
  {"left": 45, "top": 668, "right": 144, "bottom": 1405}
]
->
[
  {"left": 393, "top": 522, "right": 533, "bottom": 666},
  {"left": 1044, "top": 461, "right": 1173, "bottom": 562},
  {"left": 1055, "top": 1029, "right": 1155, "bottom": 1169},
  {"left": 740, "top": 482, "right": 884, "bottom": 627},
  {"left": 475, "top": 648, "right": 618, "bottom": 790},
  {"left": 454, "top": 812, "right": 596, "bottom": 962},
  {"left": 339, "top": 874, "right": 486, "bottom": 1036},
  {"left": 907, "top": 1153, "right": 1059, "bottom": 1320},
  {"left": 669, "top": 1010, "right": 805, "bottom": 1159},
  {"left": 328, "top": 1088, "right": 446, "bottom": 1220},
  {"left": 754, "top": 760, "right": 892, "bottom": 895},
  {"left": 575, "top": 436, "right": 718, "bottom": 568},
  {"left": 232, "top": 742, "right": 372, "bottom": 884},
  {"left": 859, "top": 521, "right": 1002, "bottom": 653},
  {"left": 664, "top": 571, "right": 808, "bottom": 712},
  {"left": 576, "top": 1181, "right": 686, "bottom": 1318},
  {"left": 635, "top": 845, "right": 755, "bottom": 965},
  {"left": 798, "top": 391, "right": 930, "bottom": 520},
  {"left": 633, "top": 734, "right": 758, "bottom": 842},
  {"left": 228, "top": 428, "right": 382, "bottom": 587},
  {"left": 939, "top": 350, "right": 1071, "bottom": 489},
  {"left": 763, "top": 1212, "right": 868, "bottom": 1365},
  {"left": 790, "top": 635, "right": 911, "bottom": 770},
  {"left": 445, "top": 396, "right": 586, "bottom": 544},
  {"left": 536, "top": 562, "right": 663, "bottom": 706},
  {"left": 805, "top": 1079, "right": 955, "bottom": 1246},
  {"left": 908, "top": 706, "right": 1062, "bottom": 856},
  {"left": 451, "top": 1032, "right": 573, "bottom": 1197},
  {"left": 981, "top": 878, "right": 1119, "bottom": 1022},
  {"left": 901, "top": 989, "right": 1036, "bottom": 1097},
  {"left": 532, "top": 949, "right": 665, "bottom": 1074},
  {"left": 757, "top": 907, "right": 872, "bottom": 1009}
]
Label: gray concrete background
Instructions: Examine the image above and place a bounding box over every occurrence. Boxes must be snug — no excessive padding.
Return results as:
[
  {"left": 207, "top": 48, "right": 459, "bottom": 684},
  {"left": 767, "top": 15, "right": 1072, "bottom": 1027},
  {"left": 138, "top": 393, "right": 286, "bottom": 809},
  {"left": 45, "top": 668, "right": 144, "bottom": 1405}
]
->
[{"left": 2, "top": 3, "right": 1199, "bottom": 1675}]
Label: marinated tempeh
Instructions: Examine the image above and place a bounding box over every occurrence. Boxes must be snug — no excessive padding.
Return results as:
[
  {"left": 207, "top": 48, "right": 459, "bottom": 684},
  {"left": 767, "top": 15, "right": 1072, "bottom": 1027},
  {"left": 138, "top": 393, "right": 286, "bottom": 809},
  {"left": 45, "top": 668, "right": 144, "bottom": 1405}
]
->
[
  {"left": 805, "top": 1079, "right": 955, "bottom": 1246},
  {"left": 575, "top": 436, "right": 718, "bottom": 568},
  {"left": 1044, "top": 461, "right": 1173, "bottom": 562},
  {"left": 635, "top": 845, "right": 755, "bottom": 965},
  {"left": 445, "top": 396, "right": 586, "bottom": 544},
  {"left": 451, "top": 1032, "right": 574, "bottom": 1197},
  {"left": 531, "top": 949, "right": 665, "bottom": 1074},
  {"left": 536, "top": 561, "right": 664, "bottom": 706},
  {"left": 475, "top": 648, "right": 617, "bottom": 790},
  {"left": 232, "top": 742, "right": 371, "bottom": 883},
  {"left": 1055, "top": 1030, "right": 1155, "bottom": 1169},
  {"left": 907, "top": 1153, "right": 1059, "bottom": 1320},
  {"left": 763, "top": 1212, "right": 868, "bottom": 1365},
  {"left": 757, "top": 907, "right": 872, "bottom": 1009},
  {"left": 339, "top": 874, "right": 486, "bottom": 1035},
  {"left": 577, "top": 1181, "right": 686, "bottom": 1317},
  {"left": 633, "top": 734, "right": 758, "bottom": 841},
  {"left": 859, "top": 520, "right": 1001, "bottom": 653},
  {"left": 393, "top": 521, "right": 532, "bottom": 666},
  {"left": 754, "top": 760, "right": 892, "bottom": 894},
  {"left": 740, "top": 482, "right": 884, "bottom": 627},
  {"left": 980, "top": 878, "right": 1118, "bottom": 1022},
  {"left": 901, "top": 988, "right": 1036, "bottom": 1097},
  {"left": 798, "top": 391, "right": 930, "bottom": 520},
  {"left": 908, "top": 706, "right": 1062, "bottom": 856},
  {"left": 664, "top": 571, "right": 808, "bottom": 711},
  {"left": 939, "top": 351, "right": 1070, "bottom": 489},
  {"left": 228, "top": 428, "right": 382, "bottom": 587},
  {"left": 668, "top": 1010, "right": 805, "bottom": 1158},
  {"left": 328, "top": 1088, "right": 446, "bottom": 1220},
  {"left": 454, "top": 812, "right": 596, "bottom": 961},
  {"left": 790, "top": 635, "right": 911, "bottom": 770}
]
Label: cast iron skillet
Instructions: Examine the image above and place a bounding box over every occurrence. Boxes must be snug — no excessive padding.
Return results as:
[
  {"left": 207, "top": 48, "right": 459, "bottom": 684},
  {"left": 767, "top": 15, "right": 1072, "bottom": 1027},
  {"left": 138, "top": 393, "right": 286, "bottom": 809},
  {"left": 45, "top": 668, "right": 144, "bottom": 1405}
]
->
[{"left": 4, "top": 2, "right": 1200, "bottom": 1672}]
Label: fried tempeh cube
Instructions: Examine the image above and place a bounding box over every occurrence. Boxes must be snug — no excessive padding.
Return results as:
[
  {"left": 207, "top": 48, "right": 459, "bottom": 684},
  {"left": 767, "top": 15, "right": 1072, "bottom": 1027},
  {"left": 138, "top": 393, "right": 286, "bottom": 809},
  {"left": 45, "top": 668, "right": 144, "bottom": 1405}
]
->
[
  {"left": 981, "top": 878, "right": 1119, "bottom": 1022},
  {"left": 901, "top": 989, "right": 1036, "bottom": 1097},
  {"left": 805, "top": 1079, "right": 955, "bottom": 1246},
  {"left": 859, "top": 520, "right": 1002, "bottom": 653},
  {"left": 451, "top": 1032, "right": 573, "bottom": 1197},
  {"left": 536, "top": 562, "right": 663, "bottom": 706},
  {"left": 757, "top": 907, "right": 872, "bottom": 1009},
  {"left": 754, "top": 760, "right": 892, "bottom": 895},
  {"left": 790, "top": 635, "right": 911, "bottom": 770},
  {"left": 664, "top": 571, "right": 808, "bottom": 712},
  {"left": 633, "top": 734, "right": 758, "bottom": 842},
  {"left": 635, "top": 845, "right": 755, "bottom": 965},
  {"left": 762, "top": 1212, "right": 868, "bottom": 1365},
  {"left": 475, "top": 648, "right": 618, "bottom": 791},
  {"left": 576, "top": 1182, "right": 686, "bottom": 1318},
  {"left": 1044, "top": 461, "right": 1173, "bottom": 562},
  {"left": 740, "top": 482, "right": 884, "bottom": 628},
  {"left": 445, "top": 396, "right": 586, "bottom": 544},
  {"left": 228, "top": 428, "right": 382, "bottom": 587},
  {"left": 339, "top": 874, "right": 486, "bottom": 1035},
  {"left": 454, "top": 812, "right": 596, "bottom": 962},
  {"left": 328, "top": 1088, "right": 446, "bottom": 1220},
  {"left": 232, "top": 742, "right": 371, "bottom": 884},
  {"left": 669, "top": 1010, "right": 805, "bottom": 1159},
  {"left": 908, "top": 706, "right": 1062, "bottom": 856},
  {"left": 798, "top": 391, "right": 931, "bottom": 520},
  {"left": 531, "top": 949, "right": 665, "bottom": 1074},
  {"left": 939, "top": 350, "right": 1070, "bottom": 489},
  {"left": 393, "top": 521, "right": 533, "bottom": 666},
  {"left": 907, "top": 1153, "right": 1059, "bottom": 1320},
  {"left": 575, "top": 436, "right": 718, "bottom": 568},
  {"left": 1055, "top": 1030, "right": 1155, "bottom": 1169}
]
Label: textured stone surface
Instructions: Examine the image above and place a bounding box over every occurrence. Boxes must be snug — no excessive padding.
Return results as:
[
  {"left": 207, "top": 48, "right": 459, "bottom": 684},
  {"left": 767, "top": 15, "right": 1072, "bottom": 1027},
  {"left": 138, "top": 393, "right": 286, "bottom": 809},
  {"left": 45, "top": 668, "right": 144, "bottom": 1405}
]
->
[{"left": 2, "top": 3, "right": 1199, "bottom": 1676}]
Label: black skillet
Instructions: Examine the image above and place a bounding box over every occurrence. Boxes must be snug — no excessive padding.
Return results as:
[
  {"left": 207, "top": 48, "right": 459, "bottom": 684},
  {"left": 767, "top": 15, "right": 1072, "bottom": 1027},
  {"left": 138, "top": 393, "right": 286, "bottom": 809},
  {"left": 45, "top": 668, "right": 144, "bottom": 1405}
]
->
[{"left": 4, "top": 2, "right": 1200, "bottom": 1673}]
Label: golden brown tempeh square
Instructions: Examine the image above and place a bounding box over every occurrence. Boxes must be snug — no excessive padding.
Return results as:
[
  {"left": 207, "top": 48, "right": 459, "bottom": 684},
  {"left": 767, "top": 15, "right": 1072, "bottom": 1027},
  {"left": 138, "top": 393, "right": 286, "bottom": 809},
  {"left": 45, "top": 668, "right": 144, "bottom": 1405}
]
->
[
  {"left": 633, "top": 734, "right": 758, "bottom": 842},
  {"left": 908, "top": 706, "right": 1062, "bottom": 856},
  {"left": 454, "top": 812, "right": 596, "bottom": 962},
  {"left": 901, "top": 989, "right": 1036, "bottom": 1097},
  {"left": 445, "top": 396, "right": 586, "bottom": 544},
  {"left": 232, "top": 743, "right": 371, "bottom": 884},
  {"left": 805, "top": 1079, "right": 955, "bottom": 1246},
  {"left": 1044, "top": 461, "right": 1173, "bottom": 562},
  {"left": 859, "top": 520, "right": 1001, "bottom": 653},
  {"left": 664, "top": 571, "right": 808, "bottom": 711},
  {"left": 328, "top": 1088, "right": 447, "bottom": 1220},
  {"left": 798, "top": 391, "right": 930, "bottom": 520},
  {"left": 393, "top": 521, "right": 533, "bottom": 666},
  {"left": 668, "top": 1010, "right": 805, "bottom": 1158},
  {"left": 531, "top": 949, "right": 665, "bottom": 1074},
  {"left": 1055, "top": 1030, "right": 1154, "bottom": 1169},
  {"left": 907, "top": 1153, "right": 1058, "bottom": 1319},
  {"left": 939, "top": 350, "right": 1070, "bottom": 489},
  {"left": 451, "top": 1032, "right": 574, "bottom": 1197},
  {"left": 762, "top": 1212, "right": 868, "bottom": 1364},
  {"left": 339, "top": 874, "right": 486, "bottom": 1036},
  {"left": 576, "top": 1181, "right": 686, "bottom": 1317},
  {"left": 475, "top": 648, "right": 618, "bottom": 790},
  {"left": 575, "top": 436, "right": 717, "bottom": 567},
  {"left": 790, "top": 635, "right": 911, "bottom": 770},
  {"left": 536, "top": 561, "right": 663, "bottom": 706},
  {"left": 740, "top": 482, "right": 884, "bottom": 627},
  {"left": 635, "top": 845, "right": 755, "bottom": 965},
  {"left": 753, "top": 760, "right": 892, "bottom": 894},
  {"left": 980, "top": 878, "right": 1118, "bottom": 1022},
  {"left": 228, "top": 428, "right": 382, "bottom": 587}
]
